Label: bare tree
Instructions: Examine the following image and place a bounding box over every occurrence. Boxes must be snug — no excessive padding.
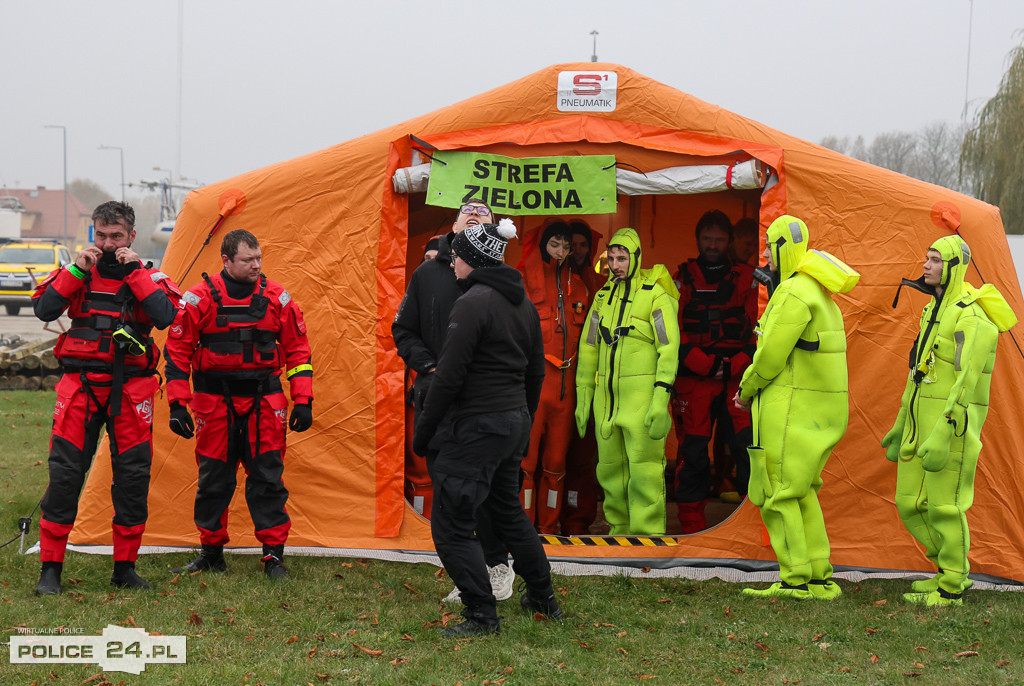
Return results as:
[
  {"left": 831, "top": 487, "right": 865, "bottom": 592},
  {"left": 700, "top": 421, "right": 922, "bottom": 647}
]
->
[
  {"left": 68, "top": 178, "right": 114, "bottom": 211},
  {"left": 911, "top": 121, "right": 966, "bottom": 192},
  {"left": 962, "top": 40, "right": 1024, "bottom": 234},
  {"left": 866, "top": 131, "right": 918, "bottom": 175}
]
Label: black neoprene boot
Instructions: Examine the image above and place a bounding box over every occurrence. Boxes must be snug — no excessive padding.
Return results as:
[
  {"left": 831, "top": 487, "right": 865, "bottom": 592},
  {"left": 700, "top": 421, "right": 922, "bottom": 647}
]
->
[
  {"left": 111, "top": 561, "right": 152, "bottom": 590},
  {"left": 171, "top": 545, "right": 227, "bottom": 574},
  {"left": 438, "top": 606, "right": 500, "bottom": 638},
  {"left": 35, "top": 561, "right": 63, "bottom": 596},
  {"left": 261, "top": 544, "right": 289, "bottom": 580},
  {"left": 521, "top": 589, "right": 564, "bottom": 620}
]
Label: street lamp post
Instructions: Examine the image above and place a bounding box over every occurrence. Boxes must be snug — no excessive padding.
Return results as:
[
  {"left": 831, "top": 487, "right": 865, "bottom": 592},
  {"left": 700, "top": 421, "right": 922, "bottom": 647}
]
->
[
  {"left": 44, "top": 124, "right": 68, "bottom": 245},
  {"left": 99, "top": 145, "right": 125, "bottom": 202}
]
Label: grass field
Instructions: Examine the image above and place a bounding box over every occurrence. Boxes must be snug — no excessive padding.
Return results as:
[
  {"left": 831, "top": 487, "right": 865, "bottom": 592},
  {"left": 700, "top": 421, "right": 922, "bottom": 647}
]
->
[{"left": 2, "top": 390, "right": 1023, "bottom": 685}]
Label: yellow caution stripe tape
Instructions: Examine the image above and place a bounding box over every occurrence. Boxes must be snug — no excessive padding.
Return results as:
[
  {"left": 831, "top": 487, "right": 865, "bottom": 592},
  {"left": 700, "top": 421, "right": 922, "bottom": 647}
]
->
[{"left": 540, "top": 534, "right": 680, "bottom": 547}]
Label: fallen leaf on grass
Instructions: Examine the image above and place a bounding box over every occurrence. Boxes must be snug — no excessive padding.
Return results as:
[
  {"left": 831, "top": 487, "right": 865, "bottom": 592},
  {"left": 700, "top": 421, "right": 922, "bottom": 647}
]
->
[
  {"left": 782, "top": 679, "right": 801, "bottom": 684},
  {"left": 286, "top": 636, "right": 298, "bottom": 644},
  {"left": 731, "top": 669, "right": 745, "bottom": 674},
  {"left": 400, "top": 634, "right": 415, "bottom": 641},
  {"left": 839, "top": 667, "right": 850, "bottom": 673},
  {"left": 955, "top": 651, "right": 979, "bottom": 658},
  {"left": 577, "top": 641, "right": 596, "bottom": 648},
  {"left": 818, "top": 642, "right": 831, "bottom": 650},
  {"left": 187, "top": 614, "right": 202, "bottom": 625},
  {"left": 353, "top": 643, "right": 383, "bottom": 656},
  {"left": 870, "top": 654, "right": 880, "bottom": 664},
  {"left": 389, "top": 657, "right": 408, "bottom": 665},
  {"left": 482, "top": 679, "right": 505, "bottom": 685},
  {"left": 726, "top": 634, "right": 735, "bottom": 640},
  {"left": 724, "top": 606, "right": 732, "bottom": 618},
  {"left": 617, "top": 647, "right": 629, "bottom": 655},
  {"left": 902, "top": 673, "right": 922, "bottom": 677},
  {"left": 307, "top": 645, "right": 317, "bottom": 659},
  {"left": 754, "top": 641, "right": 770, "bottom": 652},
  {"left": 812, "top": 633, "right": 826, "bottom": 641},
  {"left": 914, "top": 646, "right": 928, "bottom": 652},
  {"left": 872, "top": 599, "right": 888, "bottom": 607},
  {"left": 124, "top": 616, "right": 136, "bottom": 627},
  {"left": 713, "top": 679, "right": 725, "bottom": 685},
  {"left": 315, "top": 673, "right": 329, "bottom": 680},
  {"left": 865, "top": 627, "right": 879, "bottom": 634},
  {"left": 82, "top": 675, "right": 105, "bottom": 684},
  {"left": 913, "top": 662, "right": 924, "bottom": 668},
  {"left": 403, "top": 583, "right": 419, "bottom": 594},
  {"left": 656, "top": 598, "right": 673, "bottom": 604},
  {"left": 531, "top": 612, "right": 550, "bottom": 622},
  {"left": 639, "top": 676, "right": 657, "bottom": 681},
  {"left": 346, "top": 629, "right": 358, "bottom": 636},
  {"left": 380, "top": 590, "right": 395, "bottom": 598}
]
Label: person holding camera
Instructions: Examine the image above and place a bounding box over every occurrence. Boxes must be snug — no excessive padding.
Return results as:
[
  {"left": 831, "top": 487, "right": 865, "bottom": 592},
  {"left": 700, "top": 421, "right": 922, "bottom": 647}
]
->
[
  {"left": 31, "top": 201, "right": 182, "bottom": 595},
  {"left": 164, "top": 229, "right": 313, "bottom": 580}
]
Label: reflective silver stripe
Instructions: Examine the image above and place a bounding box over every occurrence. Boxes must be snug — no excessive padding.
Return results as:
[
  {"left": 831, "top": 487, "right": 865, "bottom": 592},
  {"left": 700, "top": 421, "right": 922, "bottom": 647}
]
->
[
  {"left": 810, "top": 249, "right": 854, "bottom": 273},
  {"left": 789, "top": 221, "right": 804, "bottom": 243},
  {"left": 652, "top": 309, "right": 669, "bottom": 345},
  {"left": 180, "top": 291, "right": 201, "bottom": 307},
  {"left": 586, "top": 310, "right": 600, "bottom": 346},
  {"left": 961, "top": 243, "right": 971, "bottom": 266},
  {"left": 954, "top": 330, "right": 965, "bottom": 371}
]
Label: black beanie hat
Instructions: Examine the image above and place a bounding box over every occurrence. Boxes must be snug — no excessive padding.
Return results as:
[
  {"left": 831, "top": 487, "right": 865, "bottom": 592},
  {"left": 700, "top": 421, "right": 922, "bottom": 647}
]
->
[
  {"left": 423, "top": 235, "right": 442, "bottom": 255},
  {"left": 451, "top": 219, "right": 518, "bottom": 268}
]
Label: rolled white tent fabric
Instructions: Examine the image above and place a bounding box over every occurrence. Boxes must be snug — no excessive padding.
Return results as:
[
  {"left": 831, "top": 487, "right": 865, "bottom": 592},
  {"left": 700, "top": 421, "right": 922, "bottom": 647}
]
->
[
  {"left": 392, "top": 159, "right": 765, "bottom": 196},
  {"left": 614, "top": 159, "right": 764, "bottom": 195}
]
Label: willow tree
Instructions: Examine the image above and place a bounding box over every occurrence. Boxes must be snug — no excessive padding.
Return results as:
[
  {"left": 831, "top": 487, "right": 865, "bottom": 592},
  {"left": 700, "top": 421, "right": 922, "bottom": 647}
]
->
[{"left": 962, "top": 41, "right": 1024, "bottom": 234}]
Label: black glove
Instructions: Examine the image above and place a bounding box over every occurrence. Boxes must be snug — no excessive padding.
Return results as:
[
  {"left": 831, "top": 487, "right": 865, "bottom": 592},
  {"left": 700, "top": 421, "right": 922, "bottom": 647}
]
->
[
  {"left": 289, "top": 402, "right": 313, "bottom": 432},
  {"left": 169, "top": 402, "right": 195, "bottom": 439}
]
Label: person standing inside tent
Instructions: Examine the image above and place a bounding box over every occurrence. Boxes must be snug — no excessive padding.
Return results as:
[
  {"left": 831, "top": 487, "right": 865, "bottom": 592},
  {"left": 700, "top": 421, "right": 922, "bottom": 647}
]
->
[
  {"left": 883, "top": 236, "right": 1016, "bottom": 607},
  {"left": 576, "top": 227, "right": 680, "bottom": 535},
  {"left": 164, "top": 229, "right": 314, "bottom": 580},
  {"left": 515, "top": 221, "right": 589, "bottom": 533},
  {"left": 734, "top": 215, "right": 858, "bottom": 600},
  {"left": 413, "top": 219, "right": 563, "bottom": 637},
  {"left": 561, "top": 220, "right": 603, "bottom": 535},
  {"left": 671, "top": 210, "right": 757, "bottom": 534},
  {"left": 32, "top": 201, "right": 181, "bottom": 595},
  {"left": 391, "top": 200, "right": 515, "bottom": 603}
]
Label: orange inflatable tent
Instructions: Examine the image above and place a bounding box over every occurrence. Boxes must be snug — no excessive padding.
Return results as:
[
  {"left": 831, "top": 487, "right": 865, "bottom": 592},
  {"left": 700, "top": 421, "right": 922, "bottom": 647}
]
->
[{"left": 73, "top": 63, "right": 1024, "bottom": 585}]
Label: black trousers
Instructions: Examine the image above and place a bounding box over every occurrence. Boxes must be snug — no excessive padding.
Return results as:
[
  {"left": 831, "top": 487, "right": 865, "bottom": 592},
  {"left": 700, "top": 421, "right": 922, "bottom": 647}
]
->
[{"left": 429, "top": 408, "right": 554, "bottom": 620}]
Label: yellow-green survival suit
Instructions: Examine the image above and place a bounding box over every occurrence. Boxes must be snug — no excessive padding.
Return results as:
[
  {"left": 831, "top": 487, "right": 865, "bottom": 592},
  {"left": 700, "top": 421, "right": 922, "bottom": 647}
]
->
[
  {"left": 883, "top": 236, "right": 1016, "bottom": 602},
  {"left": 576, "top": 228, "right": 680, "bottom": 535},
  {"left": 738, "top": 216, "right": 858, "bottom": 597}
]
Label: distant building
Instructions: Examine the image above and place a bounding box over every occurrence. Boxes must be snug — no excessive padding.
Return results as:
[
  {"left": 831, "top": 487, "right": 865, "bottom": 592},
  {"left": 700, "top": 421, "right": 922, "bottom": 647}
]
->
[{"left": 1, "top": 187, "right": 91, "bottom": 248}]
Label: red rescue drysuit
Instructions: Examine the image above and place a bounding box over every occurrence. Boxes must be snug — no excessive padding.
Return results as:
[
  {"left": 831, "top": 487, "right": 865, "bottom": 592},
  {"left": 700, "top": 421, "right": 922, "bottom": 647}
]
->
[
  {"left": 165, "top": 271, "right": 313, "bottom": 547},
  {"left": 672, "top": 258, "right": 757, "bottom": 532},
  {"left": 517, "top": 226, "right": 589, "bottom": 533},
  {"left": 33, "top": 261, "right": 181, "bottom": 562}
]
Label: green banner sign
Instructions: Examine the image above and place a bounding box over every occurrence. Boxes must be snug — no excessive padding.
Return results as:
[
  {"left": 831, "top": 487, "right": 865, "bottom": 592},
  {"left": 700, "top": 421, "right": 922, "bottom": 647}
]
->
[{"left": 425, "top": 151, "right": 617, "bottom": 216}]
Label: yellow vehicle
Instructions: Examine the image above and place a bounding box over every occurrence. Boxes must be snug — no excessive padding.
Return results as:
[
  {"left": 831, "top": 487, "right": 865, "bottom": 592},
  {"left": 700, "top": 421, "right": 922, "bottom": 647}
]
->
[{"left": 0, "top": 240, "right": 72, "bottom": 316}]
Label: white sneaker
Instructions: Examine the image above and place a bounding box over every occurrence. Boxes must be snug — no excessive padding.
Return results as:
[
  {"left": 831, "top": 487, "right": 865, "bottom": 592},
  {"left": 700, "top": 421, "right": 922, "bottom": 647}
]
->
[
  {"left": 442, "top": 585, "right": 462, "bottom": 604},
  {"left": 488, "top": 563, "right": 515, "bottom": 601}
]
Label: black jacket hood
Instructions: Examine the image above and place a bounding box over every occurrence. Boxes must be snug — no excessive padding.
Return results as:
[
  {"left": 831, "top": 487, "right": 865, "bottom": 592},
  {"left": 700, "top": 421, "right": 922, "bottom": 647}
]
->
[{"left": 463, "top": 264, "right": 526, "bottom": 305}]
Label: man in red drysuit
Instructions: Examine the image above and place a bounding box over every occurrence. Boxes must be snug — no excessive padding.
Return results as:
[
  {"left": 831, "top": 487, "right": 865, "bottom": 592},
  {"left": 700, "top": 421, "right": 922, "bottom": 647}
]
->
[
  {"left": 164, "top": 229, "right": 313, "bottom": 579},
  {"left": 32, "top": 201, "right": 181, "bottom": 595},
  {"left": 672, "top": 210, "right": 758, "bottom": 533}
]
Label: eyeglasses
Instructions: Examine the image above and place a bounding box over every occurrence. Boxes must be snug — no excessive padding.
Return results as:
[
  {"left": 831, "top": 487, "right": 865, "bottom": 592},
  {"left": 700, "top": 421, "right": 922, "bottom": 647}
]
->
[{"left": 460, "top": 205, "right": 491, "bottom": 216}]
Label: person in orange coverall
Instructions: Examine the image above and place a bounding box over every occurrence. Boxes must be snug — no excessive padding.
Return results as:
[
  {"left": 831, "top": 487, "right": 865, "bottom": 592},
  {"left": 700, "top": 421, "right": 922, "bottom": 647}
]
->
[{"left": 516, "top": 221, "right": 589, "bottom": 532}]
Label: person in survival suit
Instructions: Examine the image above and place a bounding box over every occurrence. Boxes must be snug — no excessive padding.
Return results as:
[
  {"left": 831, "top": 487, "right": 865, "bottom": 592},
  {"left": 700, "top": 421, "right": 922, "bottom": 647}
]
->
[
  {"left": 672, "top": 210, "right": 758, "bottom": 534},
  {"left": 575, "top": 227, "right": 680, "bottom": 535},
  {"left": 391, "top": 200, "right": 516, "bottom": 605},
  {"left": 32, "top": 201, "right": 181, "bottom": 595},
  {"left": 560, "top": 220, "right": 604, "bottom": 535},
  {"left": 734, "top": 215, "right": 858, "bottom": 601},
  {"left": 883, "top": 236, "right": 1016, "bottom": 607},
  {"left": 413, "top": 219, "right": 563, "bottom": 638},
  {"left": 164, "top": 229, "right": 313, "bottom": 580},
  {"left": 516, "top": 221, "right": 589, "bottom": 532}
]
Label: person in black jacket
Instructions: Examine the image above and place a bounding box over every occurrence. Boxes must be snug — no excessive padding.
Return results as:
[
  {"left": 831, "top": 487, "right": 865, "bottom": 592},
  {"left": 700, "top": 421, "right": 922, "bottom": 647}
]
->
[
  {"left": 414, "top": 219, "right": 563, "bottom": 638},
  {"left": 392, "top": 200, "right": 516, "bottom": 603}
]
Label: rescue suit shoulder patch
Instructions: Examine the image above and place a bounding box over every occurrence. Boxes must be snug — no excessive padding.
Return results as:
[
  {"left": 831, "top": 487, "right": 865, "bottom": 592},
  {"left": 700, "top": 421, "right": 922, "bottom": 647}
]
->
[
  {"left": 151, "top": 271, "right": 170, "bottom": 283},
  {"left": 179, "top": 291, "right": 202, "bottom": 309},
  {"left": 279, "top": 290, "right": 292, "bottom": 307}
]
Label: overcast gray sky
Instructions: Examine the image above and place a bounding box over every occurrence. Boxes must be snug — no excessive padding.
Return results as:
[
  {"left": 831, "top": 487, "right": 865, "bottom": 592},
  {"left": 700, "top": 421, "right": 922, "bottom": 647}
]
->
[{"left": 2, "top": 0, "right": 1023, "bottom": 202}]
